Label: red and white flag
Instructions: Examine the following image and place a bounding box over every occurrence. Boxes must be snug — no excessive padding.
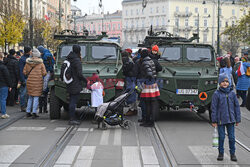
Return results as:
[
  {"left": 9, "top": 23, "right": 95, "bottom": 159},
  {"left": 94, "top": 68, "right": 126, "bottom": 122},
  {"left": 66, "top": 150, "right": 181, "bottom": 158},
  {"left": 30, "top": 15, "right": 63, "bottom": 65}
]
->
[{"left": 237, "top": 61, "right": 245, "bottom": 76}]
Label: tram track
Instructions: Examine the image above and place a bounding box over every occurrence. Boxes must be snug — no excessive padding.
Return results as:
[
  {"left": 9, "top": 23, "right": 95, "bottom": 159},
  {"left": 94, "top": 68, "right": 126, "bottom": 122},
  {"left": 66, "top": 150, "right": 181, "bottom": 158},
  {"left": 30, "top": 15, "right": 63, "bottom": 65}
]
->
[
  {"left": 196, "top": 112, "right": 250, "bottom": 153},
  {"left": 37, "top": 125, "right": 78, "bottom": 167},
  {"left": 0, "top": 113, "right": 26, "bottom": 131}
]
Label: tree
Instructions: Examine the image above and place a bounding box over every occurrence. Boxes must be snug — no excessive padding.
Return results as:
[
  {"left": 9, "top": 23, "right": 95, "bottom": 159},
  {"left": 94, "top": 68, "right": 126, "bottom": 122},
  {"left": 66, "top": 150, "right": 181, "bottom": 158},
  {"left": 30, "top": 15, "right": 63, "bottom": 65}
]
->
[{"left": 0, "top": 12, "right": 25, "bottom": 51}]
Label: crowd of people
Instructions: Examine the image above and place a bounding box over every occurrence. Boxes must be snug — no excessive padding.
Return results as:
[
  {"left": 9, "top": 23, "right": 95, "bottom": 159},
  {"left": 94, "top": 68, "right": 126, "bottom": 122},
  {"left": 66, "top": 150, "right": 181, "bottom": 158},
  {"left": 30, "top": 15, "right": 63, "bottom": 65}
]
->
[{"left": 0, "top": 46, "right": 55, "bottom": 119}]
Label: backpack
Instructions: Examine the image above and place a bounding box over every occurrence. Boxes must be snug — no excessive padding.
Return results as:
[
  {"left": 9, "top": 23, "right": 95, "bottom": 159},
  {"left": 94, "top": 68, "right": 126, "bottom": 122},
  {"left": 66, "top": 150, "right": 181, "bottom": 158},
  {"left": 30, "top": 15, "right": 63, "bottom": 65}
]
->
[
  {"left": 60, "top": 60, "right": 73, "bottom": 84},
  {"left": 246, "top": 67, "right": 250, "bottom": 76}
]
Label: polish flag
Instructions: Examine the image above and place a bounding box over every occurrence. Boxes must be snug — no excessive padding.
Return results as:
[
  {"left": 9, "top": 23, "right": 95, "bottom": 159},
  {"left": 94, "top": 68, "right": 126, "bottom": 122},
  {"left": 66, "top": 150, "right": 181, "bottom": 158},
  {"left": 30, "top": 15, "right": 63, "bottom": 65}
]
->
[{"left": 237, "top": 61, "right": 245, "bottom": 76}]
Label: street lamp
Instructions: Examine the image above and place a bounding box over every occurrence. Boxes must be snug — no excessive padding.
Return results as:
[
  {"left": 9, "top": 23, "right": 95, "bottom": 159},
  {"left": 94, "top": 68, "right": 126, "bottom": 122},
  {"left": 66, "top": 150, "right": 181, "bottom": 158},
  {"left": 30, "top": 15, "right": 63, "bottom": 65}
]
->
[
  {"left": 202, "top": 0, "right": 235, "bottom": 56},
  {"left": 30, "top": 0, "right": 33, "bottom": 48}
]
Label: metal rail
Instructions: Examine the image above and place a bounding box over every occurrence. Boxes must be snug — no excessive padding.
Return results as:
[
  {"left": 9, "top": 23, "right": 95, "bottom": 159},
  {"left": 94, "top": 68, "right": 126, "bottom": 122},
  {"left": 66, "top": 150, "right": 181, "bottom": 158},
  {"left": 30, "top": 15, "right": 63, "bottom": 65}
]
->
[
  {"left": 0, "top": 113, "right": 26, "bottom": 131},
  {"left": 196, "top": 112, "right": 250, "bottom": 153},
  {"left": 37, "top": 125, "right": 78, "bottom": 167}
]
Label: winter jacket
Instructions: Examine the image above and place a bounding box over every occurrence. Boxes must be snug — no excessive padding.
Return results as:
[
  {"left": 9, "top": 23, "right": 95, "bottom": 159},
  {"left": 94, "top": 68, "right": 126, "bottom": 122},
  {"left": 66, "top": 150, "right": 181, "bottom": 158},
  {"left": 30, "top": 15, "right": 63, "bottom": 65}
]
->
[
  {"left": 141, "top": 56, "right": 162, "bottom": 80},
  {"left": 23, "top": 57, "right": 47, "bottom": 96},
  {"left": 211, "top": 88, "right": 241, "bottom": 125},
  {"left": 19, "top": 53, "right": 30, "bottom": 83},
  {"left": 66, "top": 52, "right": 87, "bottom": 95},
  {"left": 122, "top": 57, "right": 136, "bottom": 77},
  {"left": 0, "top": 61, "right": 11, "bottom": 88},
  {"left": 236, "top": 62, "right": 250, "bottom": 91},
  {"left": 4, "top": 54, "right": 19, "bottom": 87},
  {"left": 41, "top": 49, "right": 55, "bottom": 72}
]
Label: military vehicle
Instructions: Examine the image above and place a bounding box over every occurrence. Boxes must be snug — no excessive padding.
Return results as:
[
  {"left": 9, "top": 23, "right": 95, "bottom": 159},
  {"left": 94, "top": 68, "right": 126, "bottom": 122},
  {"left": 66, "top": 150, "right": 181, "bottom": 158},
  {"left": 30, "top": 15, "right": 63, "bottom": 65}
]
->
[
  {"left": 49, "top": 30, "right": 124, "bottom": 119},
  {"left": 138, "top": 27, "right": 218, "bottom": 120}
]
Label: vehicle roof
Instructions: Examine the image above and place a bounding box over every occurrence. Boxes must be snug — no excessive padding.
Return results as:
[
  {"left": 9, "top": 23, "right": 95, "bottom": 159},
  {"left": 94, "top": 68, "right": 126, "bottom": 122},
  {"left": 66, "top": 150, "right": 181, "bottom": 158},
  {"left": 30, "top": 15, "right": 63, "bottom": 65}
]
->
[{"left": 59, "top": 40, "right": 122, "bottom": 48}]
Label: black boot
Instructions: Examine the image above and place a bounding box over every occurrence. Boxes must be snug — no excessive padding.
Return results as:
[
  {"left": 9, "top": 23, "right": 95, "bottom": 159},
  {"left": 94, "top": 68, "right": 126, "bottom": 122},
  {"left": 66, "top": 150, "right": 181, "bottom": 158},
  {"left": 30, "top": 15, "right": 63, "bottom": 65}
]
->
[
  {"left": 217, "top": 153, "right": 224, "bottom": 161},
  {"left": 32, "top": 113, "right": 39, "bottom": 119},
  {"left": 230, "top": 154, "right": 237, "bottom": 161},
  {"left": 39, "top": 107, "right": 42, "bottom": 113},
  {"left": 143, "top": 121, "right": 154, "bottom": 127}
]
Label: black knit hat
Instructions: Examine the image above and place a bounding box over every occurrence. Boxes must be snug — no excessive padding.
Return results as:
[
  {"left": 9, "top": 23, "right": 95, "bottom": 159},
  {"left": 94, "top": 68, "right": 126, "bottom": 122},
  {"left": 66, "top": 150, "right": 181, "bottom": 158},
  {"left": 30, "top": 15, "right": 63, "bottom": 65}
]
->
[
  {"left": 141, "top": 49, "right": 149, "bottom": 58},
  {"left": 24, "top": 46, "right": 32, "bottom": 53},
  {"left": 72, "top": 45, "right": 81, "bottom": 55},
  {"left": 9, "top": 49, "right": 16, "bottom": 55}
]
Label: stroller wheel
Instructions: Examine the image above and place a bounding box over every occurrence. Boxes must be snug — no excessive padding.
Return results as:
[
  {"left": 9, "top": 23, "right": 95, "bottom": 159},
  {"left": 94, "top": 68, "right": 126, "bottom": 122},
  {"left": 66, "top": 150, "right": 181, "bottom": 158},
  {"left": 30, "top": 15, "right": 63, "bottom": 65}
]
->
[
  {"left": 121, "top": 120, "right": 131, "bottom": 130},
  {"left": 101, "top": 121, "right": 107, "bottom": 130}
]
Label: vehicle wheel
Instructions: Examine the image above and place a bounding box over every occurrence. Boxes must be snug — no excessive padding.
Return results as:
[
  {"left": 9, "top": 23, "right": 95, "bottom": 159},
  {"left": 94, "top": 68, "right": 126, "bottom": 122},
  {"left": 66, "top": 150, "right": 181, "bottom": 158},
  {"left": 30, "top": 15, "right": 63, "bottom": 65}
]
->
[
  {"left": 50, "top": 88, "right": 62, "bottom": 119},
  {"left": 197, "top": 106, "right": 206, "bottom": 114}
]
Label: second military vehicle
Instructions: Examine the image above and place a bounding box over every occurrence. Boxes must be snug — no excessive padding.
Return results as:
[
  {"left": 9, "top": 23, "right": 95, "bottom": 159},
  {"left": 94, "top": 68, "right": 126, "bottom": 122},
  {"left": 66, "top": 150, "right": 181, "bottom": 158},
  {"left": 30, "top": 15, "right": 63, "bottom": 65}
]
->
[
  {"left": 49, "top": 30, "right": 124, "bottom": 119},
  {"left": 139, "top": 27, "right": 218, "bottom": 120}
]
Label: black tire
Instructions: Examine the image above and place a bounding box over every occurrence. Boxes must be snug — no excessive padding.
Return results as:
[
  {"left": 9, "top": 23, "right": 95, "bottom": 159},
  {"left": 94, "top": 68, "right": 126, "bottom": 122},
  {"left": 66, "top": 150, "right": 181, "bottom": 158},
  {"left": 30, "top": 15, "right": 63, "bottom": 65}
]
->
[
  {"left": 197, "top": 106, "right": 206, "bottom": 114},
  {"left": 50, "top": 88, "right": 62, "bottom": 119}
]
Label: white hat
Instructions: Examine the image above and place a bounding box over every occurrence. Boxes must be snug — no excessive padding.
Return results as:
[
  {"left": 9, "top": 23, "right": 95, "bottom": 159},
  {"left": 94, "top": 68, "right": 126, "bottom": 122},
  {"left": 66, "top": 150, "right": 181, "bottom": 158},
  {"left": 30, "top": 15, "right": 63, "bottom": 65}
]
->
[{"left": 32, "top": 48, "right": 41, "bottom": 58}]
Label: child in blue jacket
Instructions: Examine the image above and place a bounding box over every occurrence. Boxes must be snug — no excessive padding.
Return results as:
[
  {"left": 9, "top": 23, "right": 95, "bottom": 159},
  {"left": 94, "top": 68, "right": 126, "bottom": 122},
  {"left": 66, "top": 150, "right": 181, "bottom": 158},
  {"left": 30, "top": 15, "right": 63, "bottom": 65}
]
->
[{"left": 211, "top": 73, "right": 241, "bottom": 161}]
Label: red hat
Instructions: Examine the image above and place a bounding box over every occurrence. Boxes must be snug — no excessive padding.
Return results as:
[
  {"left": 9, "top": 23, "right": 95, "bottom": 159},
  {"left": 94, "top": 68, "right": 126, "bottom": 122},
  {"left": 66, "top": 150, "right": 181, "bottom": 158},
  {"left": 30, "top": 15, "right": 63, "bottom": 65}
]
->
[
  {"left": 88, "top": 73, "right": 100, "bottom": 83},
  {"left": 152, "top": 45, "right": 159, "bottom": 52},
  {"left": 125, "top": 48, "right": 132, "bottom": 54}
]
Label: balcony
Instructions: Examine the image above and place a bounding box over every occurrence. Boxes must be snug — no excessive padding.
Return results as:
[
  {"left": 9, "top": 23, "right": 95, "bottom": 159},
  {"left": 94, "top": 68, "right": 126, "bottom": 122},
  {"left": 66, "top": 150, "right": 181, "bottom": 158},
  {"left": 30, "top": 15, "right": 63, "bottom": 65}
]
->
[
  {"left": 174, "top": 12, "right": 192, "bottom": 17},
  {"left": 175, "top": 26, "right": 193, "bottom": 32}
]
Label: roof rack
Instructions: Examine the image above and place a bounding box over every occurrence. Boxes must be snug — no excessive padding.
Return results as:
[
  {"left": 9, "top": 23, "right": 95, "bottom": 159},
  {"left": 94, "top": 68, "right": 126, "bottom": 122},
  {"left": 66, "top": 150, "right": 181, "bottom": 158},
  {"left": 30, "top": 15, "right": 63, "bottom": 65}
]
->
[
  {"left": 54, "top": 29, "right": 108, "bottom": 41},
  {"left": 138, "top": 26, "right": 199, "bottom": 47}
]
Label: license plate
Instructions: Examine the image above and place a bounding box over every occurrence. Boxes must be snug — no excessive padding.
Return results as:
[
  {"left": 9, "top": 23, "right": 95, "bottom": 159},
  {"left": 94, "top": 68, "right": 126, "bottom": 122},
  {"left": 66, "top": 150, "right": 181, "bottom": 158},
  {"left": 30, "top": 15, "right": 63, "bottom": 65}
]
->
[
  {"left": 80, "top": 88, "right": 91, "bottom": 94},
  {"left": 176, "top": 89, "right": 198, "bottom": 95}
]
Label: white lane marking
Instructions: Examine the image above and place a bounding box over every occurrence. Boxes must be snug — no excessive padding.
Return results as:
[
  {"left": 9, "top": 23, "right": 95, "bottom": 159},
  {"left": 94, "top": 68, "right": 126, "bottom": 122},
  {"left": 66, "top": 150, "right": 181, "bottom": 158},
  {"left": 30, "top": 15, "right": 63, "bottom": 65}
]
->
[
  {"left": 50, "top": 120, "right": 56, "bottom": 123},
  {"left": 100, "top": 129, "right": 110, "bottom": 145},
  {"left": 144, "top": 165, "right": 160, "bottom": 167},
  {"left": 77, "top": 128, "right": 89, "bottom": 132},
  {"left": 114, "top": 128, "right": 122, "bottom": 145},
  {"left": 53, "top": 165, "right": 71, "bottom": 167},
  {"left": 89, "top": 128, "right": 94, "bottom": 132},
  {"left": 54, "top": 127, "right": 67, "bottom": 131},
  {"left": 6, "top": 127, "right": 46, "bottom": 131},
  {"left": 74, "top": 146, "right": 96, "bottom": 167},
  {"left": 0, "top": 145, "right": 29, "bottom": 164},
  {"left": 140, "top": 146, "right": 159, "bottom": 165},
  {"left": 122, "top": 146, "right": 141, "bottom": 167},
  {"left": 0, "top": 164, "right": 10, "bottom": 167},
  {"left": 189, "top": 145, "right": 239, "bottom": 166},
  {"left": 55, "top": 146, "right": 80, "bottom": 165}
]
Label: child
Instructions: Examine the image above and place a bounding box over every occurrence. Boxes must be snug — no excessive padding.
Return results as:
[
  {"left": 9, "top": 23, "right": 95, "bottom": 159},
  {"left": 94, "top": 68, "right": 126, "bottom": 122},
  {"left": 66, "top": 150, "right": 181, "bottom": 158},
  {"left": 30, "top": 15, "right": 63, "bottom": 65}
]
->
[
  {"left": 211, "top": 73, "right": 241, "bottom": 161},
  {"left": 88, "top": 73, "right": 104, "bottom": 112}
]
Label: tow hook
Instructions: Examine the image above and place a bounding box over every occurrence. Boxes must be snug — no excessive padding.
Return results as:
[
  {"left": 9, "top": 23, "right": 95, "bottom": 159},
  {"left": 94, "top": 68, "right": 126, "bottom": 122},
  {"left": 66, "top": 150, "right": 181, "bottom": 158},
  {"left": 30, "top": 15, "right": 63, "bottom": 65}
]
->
[{"left": 190, "top": 102, "right": 198, "bottom": 113}]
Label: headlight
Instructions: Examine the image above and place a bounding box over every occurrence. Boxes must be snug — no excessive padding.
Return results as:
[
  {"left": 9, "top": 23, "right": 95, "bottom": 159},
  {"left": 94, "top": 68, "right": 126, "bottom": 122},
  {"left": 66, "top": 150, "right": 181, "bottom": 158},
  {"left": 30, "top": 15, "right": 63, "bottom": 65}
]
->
[
  {"left": 205, "top": 80, "right": 217, "bottom": 85},
  {"left": 165, "top": 80, "right": 169, "bottom": 84}
]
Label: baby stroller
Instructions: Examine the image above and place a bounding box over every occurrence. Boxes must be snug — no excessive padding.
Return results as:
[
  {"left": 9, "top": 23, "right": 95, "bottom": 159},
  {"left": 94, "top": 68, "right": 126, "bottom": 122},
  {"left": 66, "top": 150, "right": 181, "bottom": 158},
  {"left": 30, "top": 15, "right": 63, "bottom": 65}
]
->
[{"left": 94, "top": 89, "right": 134, "bottom": 129}]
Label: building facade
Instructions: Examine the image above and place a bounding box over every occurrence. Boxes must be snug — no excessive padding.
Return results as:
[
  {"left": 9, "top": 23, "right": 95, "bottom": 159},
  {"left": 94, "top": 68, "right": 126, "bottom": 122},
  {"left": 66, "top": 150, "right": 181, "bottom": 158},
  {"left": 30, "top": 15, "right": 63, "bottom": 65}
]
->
[
  {"left": 74, "top": 10, "right": 123, "bottom": 43},
  {"left": 122, "top": 0, "right": 246, "bottom": 49}
]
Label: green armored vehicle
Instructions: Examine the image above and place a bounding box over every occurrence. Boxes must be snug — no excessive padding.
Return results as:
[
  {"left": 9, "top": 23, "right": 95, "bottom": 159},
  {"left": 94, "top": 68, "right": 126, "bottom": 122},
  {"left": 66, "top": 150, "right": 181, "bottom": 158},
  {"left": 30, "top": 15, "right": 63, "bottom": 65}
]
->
[
  {"left": 139, "top": 28, "right": 218, "bottom": 119},
  {"left": 49, "top": 30, "right": 124, "bottom": 119}
]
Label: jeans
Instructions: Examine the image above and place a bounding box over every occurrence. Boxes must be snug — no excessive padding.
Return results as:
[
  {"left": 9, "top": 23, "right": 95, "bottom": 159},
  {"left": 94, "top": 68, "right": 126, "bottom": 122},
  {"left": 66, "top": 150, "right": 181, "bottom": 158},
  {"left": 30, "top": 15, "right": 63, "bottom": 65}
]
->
[
  {"left": 125, "top": 77, "right": 136, "bottom": 104},
  {"left": 69, "top": 94, "right": 80, "bottom": 120},
  {"left": 218, "top": 123, "right": 235, "bottom": 155},
  {"left": 20, "top": 84, "right": 27, "bottom": 108},
  {"left": 26, "top": 96, "right": 39, "bottom": 113},
  {"left": 0, "top": 87, "right": 8, "bottom": 115},
  {"left": 144, "top": 99, "right": 159, "bottom": 122}
]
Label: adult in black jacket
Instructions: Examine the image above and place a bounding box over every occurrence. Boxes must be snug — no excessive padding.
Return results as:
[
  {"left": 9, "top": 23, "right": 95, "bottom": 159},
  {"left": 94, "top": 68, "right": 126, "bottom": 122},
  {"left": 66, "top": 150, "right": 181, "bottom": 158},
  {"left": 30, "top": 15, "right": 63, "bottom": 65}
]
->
[
  {"left": 122, "top": 51, "right": 137, "bottom": 116},
  {"left": 4, "top": 49, "right": 19, "bottom": 106},
  {"left": 0, "top": 52, "right": 11, "bottom": 118},
  {"left": 66, "top": 45, "right": 87, "bottom": 125}
]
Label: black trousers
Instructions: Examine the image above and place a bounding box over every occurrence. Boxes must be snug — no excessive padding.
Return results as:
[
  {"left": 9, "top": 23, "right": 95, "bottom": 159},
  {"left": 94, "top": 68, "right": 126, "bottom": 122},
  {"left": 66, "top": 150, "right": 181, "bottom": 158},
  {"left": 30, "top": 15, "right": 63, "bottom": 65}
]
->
[
  {"left": 7, "top": 87, "right": 16, "bottom": 106},
  {"left": 69, "top": 94, "right": 80, "bottom": 120},
  {"left": 39, "top": 92, "right": 48, "bottom": 113},
  {"left": 144, "top": 99, "right": 159, "bottom": 122}
]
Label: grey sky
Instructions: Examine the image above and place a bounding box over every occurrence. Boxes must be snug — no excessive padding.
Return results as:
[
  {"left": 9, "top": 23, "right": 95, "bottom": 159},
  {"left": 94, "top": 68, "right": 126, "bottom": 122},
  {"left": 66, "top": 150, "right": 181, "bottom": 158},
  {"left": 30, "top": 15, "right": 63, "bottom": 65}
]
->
[{"left": 71, "top": 0, "right": 122, "bottom": 14}]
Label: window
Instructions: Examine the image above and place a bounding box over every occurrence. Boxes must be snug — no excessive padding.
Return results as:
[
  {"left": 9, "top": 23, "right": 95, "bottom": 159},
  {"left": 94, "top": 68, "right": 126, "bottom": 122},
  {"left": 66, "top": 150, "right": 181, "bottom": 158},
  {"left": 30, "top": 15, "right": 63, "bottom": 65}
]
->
[
  {"left": 156, "top": 7, "right": 159, "bottom": 13},
  {"left": 136, "top": 20, "right": 138, "bottom": 28},
  {"left": 195, "top": 8, "right": 198, "bottom": 13},
  {"left": 98, "top": 24, "right": 101, "bottom": 31},
  {"left": 176, "top": 6, "right": 179, "bottom": 12},
  {"left": 113, "top": 24, "right": 116, "bottom": 31},
  {"left": 108, "top": 24, "right": 111, "bottom": 31},
  {"left": 162, "top": 18, "right": 165, "bottom": 26},
  {"left": 131, "top": 20, "right": 134, "bottom": 28},
  {"left": 92, "top": 46, "right": 116, "bottom": 59},
  {"left": 151, "top": 18, "right": 154, "bottom": 26},
  {"left": 142, "top": 8, "right": 144, "bottom": 15},
  {"left": 60, "top": 45, "right": 86, "bottom": 58},
  {"left": 185, "top": 19, "right": 188, "bottom": 27},
  {"left": 204, "top": 8, "right": 207, "bottom": 14},
  {"left": 195, "top": 19, "right": 198, "bottom": 27},
  {"left": 125, "top": 10, "right": 128, "bottom": 16},
  {"left": 185, "top": 7, "right": 189, "bottom": 14},
  {"left": 131, "top": 9, "right": 133, "bottom": 16},
  {"left": 219, "top": 9, "right": 222, "bottom": 15},
  {"left": 175, "top": 19, "right": 179, "bottom": 27},
  {"left": 136, "top": 9, "right": 139, "bottom": 15},
  {"left": 150, "top": 7, "right": 153, "bottom": 14},
  {"left": 162, "top": 6, "right": 165, "bottom": 13},
  {"left": 203, "top": 34, "right": 207, "bottom": 43},
  {"left": 204, "top": 19, "right": 207, "bottom": 27},
  {"left": 142, "top": 19, "right": 145, "bottom": 28},
  {"left": 232, "top": 9, "right": 235, "bottom": 15},
  {"left": 126, "top": 21, "right": 128, "bottom": 29},
  {"left": 159, "top": 47, "right": 181, "bottom": 60},
  {"left": 219, "top": 20, "right": 222, "bottom": 27},
  {"left": 187, "top": 47, "right": 212, "bottom": 61},
  {"left": 156, "top": 18, "right": 159, "bottom": 26},
  {"left": 118, "top": 23, "right": 120, "bottom": 30}
]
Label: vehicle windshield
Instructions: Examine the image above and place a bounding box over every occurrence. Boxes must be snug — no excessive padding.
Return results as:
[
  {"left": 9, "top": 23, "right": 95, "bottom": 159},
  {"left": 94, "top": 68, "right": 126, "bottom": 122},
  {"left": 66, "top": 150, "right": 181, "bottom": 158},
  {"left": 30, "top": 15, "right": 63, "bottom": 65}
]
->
[
  {"left": 187, "top": 47, "right": 212, "bottom": 62},
  {"left": 60, "top": 45, "right": 86, "bottom": 58},
  {"left": 92, "top": 46, "right": 117, "bottom": 59},
  {"left": 159, "top": 47, "right": 181, "bottom": 61}
]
